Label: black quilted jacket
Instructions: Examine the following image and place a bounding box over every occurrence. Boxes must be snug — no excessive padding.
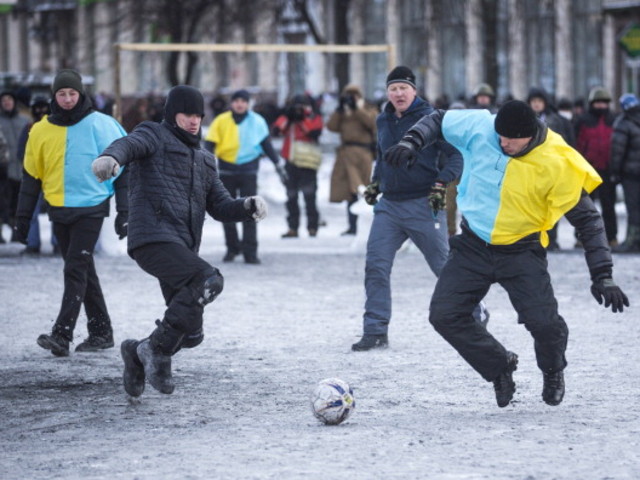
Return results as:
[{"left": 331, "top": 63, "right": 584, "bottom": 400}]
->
[
  {"left": 102, "top": 121, "right": 250, "bottom": 253},
  {"left": 611, "top": 107, "right": 640, "bottom": 180}
]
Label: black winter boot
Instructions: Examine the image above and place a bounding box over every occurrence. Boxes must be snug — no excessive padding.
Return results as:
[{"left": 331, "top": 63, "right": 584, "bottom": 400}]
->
[
  {"left": 493, "top": 351, "right": 518, "bottom": 407},
  {"left": 135, "top": 320, "right": 185, "bottom": 394},
  {"left": 351, "top": 334, "right": 389, "bottom": 351},
  {"left": 37, "top": 333, "right": 70, "bottom": 357},
  {"left": 542, "top": 370, "right": 565, "bottom": 406},
  {"left": 136, "top": 339, "right": 174, "bottom": 394},
  {"left": 75, "top": 334, "right": 114, "bottom": 352},
  {"left": 612, "top": 225, "right": 640, "bottom": 253},
  {"left": 121, "top": 339, "right": 145, "bottom": 397}
]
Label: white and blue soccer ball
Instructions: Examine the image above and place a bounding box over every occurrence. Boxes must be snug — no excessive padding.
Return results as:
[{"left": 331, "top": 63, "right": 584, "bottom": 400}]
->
[{"left": 310, "top": 378, "right": 355, "bottom": 425}]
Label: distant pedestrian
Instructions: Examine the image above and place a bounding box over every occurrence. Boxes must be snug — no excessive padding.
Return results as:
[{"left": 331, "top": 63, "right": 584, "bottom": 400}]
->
[
  {"left": 272, "top": 94, "right": 324, "bottom": 238},
  {"left": 575, "top": 87, "right": 617, "bottom": 245},
  {"left": 204, "top": 89, "right": 286, "bottom": 264},
  {"left": 327, "top": 83, "right": 377, "bottom": 235},
  {"left": 0, "top": 90, "right": 30, "bottom": 241},
  {"left": 610, "top": 93, "right": 640, "bottom": 253}
]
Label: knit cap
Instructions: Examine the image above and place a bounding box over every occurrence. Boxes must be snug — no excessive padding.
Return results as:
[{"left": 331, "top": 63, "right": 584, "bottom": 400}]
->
[
  {"left": 494, "top": 100, "right": 538, "bottom": 138},
  {"left": 163, "top": 85, "right": 205, "bottom": 122},
  {"left": 231, "top": 89, "right": 250, "bottom": 102},
  {"left": 52, "top": 69, "right": 84, "bottom": 94},
  {"left": 386, "top": 66, "right": 416, "bottom": 89}
]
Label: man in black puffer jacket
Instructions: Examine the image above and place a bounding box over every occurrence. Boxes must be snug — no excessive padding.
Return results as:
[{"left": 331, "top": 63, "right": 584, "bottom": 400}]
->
[
  {"left": 92, "top": 85, "right": 268, "bottom": 398},
  {"left": 610, "top": 93, "right": 640, "bottom": 253}
]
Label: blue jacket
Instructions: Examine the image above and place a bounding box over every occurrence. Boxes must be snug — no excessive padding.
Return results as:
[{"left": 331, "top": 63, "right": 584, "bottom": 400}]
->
[{"left": 373, "top": 97, "right": 462, "bottom": 201}]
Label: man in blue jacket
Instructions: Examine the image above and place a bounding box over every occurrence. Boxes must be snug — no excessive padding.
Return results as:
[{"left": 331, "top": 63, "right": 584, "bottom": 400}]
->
[{"left": 352, "top": 66, "right": 488, "bottom": 351}]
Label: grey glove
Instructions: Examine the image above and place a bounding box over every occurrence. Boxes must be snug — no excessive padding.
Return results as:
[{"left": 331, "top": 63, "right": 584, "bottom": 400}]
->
[
  {"left": 92, "top": 155, "right": 120, "bottom": 182},
  {"left": 244, "top": 196, "right": 268, "bottom": 222}
]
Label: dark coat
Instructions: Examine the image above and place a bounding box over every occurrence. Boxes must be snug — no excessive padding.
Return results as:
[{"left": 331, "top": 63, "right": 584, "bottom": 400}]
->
[
  {"left": 610, "top": 107, "right": 640, "bottom": 180},
  {"left": 575, "top": 107, "right": 616, "bottom": 171},
  {"left": 373, "top": 97, "right": 462, "bottom": 201},
  {"left": 102, "top": 121, "right": 250, "bottom": 253}
]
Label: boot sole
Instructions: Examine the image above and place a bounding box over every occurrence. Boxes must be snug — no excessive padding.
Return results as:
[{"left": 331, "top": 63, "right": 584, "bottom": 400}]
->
[
  {"left": 76, "top": 341, "right": 115, "bottom": 352},
  {"left": 121, "top": 340, "right": 145, "bottom": 397},
  {"left": 37, "top": 335, "right": 69, "bottom": 357}
]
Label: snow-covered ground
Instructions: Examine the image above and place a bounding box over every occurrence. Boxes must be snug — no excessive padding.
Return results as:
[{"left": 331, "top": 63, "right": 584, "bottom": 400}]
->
[{"left": 1, "top": 154, "right": 639, "bottom": 480}]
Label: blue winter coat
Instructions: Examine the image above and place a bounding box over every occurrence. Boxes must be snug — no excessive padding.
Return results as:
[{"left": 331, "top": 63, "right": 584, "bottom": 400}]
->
[{"left": 373, "top": 97, "right": 462, "bottom": 201}]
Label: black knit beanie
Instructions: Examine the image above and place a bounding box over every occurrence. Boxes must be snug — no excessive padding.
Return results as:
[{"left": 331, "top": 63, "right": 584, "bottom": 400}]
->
[
  {"left": 494, "top": 100, "right": 538, "bottom": 138},
  {"left": 231, "top": 89, "right": 250, "bottom": 102},
  {"left": 52, "top": 69, "right": 85, "bottom": 94},
  {"left": 163, "top": 85, "right": 205, "bottom": 123},
  {"left": 386, "top": 66, "right": 416, "bottom": 89}
]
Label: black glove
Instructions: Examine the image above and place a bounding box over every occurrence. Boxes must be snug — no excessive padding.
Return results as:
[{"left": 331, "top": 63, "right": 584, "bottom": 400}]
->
[
  {"left": 114, "top": 212, "right": 128, "bottom": 240},
  {"left": 428, "top": 182, "right": 447, "bottom": 213},
  {"left": 346, "top": 95, "right": 356, "bottom": 110},
  {"left": 590, "top": 277, "right": 629, "bottom": 313},
  {"left": 13, "top": 217, "right": 31, "bottom": 245},
  {"left": 384, "top": 135, "right": 420, "bottom": 168},
  {"left": 363, "top": 182, "right": 380, "bottom": 206},
  {"left": 275, "top": 163, "right": 289, "bottom": 186},
  {"left": 337, "top": 96, "right": 347, "bottom": 113}
]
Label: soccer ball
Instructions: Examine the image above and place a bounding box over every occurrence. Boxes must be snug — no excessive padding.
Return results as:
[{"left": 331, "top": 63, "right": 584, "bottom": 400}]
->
[{"left": 310, "top": 378, "right": 355, "bottom": 425}]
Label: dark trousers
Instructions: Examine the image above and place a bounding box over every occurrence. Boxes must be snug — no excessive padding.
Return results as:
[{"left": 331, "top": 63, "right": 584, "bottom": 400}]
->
[
  {"left": 621, "top": 177, "right": 640, "bottom": 227},
  {"left": 220, "top": 173, "right": 258, "bottom": 258},
  {"left": 592, "top": 169, "right": 618, "bottom": 242},
  {"left": 285, "top": 163, "right": 319, "bottom": 231},
  {"left": 131, "top": 242, "right": 218, "bottom": 335},
  {"left": 52, "top": 217, "right": 111, "bottom": 341},
  {"left": 429, "top": 230, "right": 568, "bottom": 382}
]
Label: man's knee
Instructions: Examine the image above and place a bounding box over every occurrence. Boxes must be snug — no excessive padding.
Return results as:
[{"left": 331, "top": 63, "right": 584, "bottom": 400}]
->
[{"left": 192, "top": 268, "right": 224, "bottom": 306}]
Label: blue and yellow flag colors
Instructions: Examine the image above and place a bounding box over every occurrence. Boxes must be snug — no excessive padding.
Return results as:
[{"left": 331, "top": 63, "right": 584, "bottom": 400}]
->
[
  {"left": 206, "top": 111, "right": 269, "bottom": 164},
  {"left": 442, "top": 109, "right": 601, "bottom": 246},
  {"left": 24, "top": 113, "right": 126, "bottom": 208}
]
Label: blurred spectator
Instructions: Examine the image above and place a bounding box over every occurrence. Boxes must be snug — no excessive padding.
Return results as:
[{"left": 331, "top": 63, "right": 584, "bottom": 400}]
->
[
  {"left": 575, "top": 87, "right": 618, "bottom": 246},
  {"left": 123, "top": 97, "right": 150, "bottom": 133},
  {"left": 15, "top": 96, "right": 58, "bottom": 255},
  {"left": 327, "top": 84, "right": 377, "bottom": 235},
  {"left": 272, "top": 94, "right": 324, "bottom": 238},
  {"left": 204, "top": 89, "right": 286, "bottom": 264},
  {"left": 610, "top": 93, "right": 640, "bottom": 253},
  {"left": 0, "top": 90, "right": 30, "bottom": 241},
  {"left": 209, "top": 94, "right": 228, "bottom": 119},
  {"left": 469, "top": 83, "right": 497, "bottom": 113}
]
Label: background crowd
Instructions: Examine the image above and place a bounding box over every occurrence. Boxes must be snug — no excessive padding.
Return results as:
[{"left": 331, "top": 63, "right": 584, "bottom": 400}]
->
[{"left": 1, "top": 76, "right": 639, "bottom": 257}]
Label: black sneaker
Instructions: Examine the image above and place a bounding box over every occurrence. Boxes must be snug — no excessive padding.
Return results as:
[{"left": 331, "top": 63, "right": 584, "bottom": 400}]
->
[
  {"left": 37, "top": 333, "right": 70, "bottom": 357},
  {"left": 223, "top": 250, "right": 239, "bottom": 262},
  {"left": 121, "top": 339, "right": 145, "bottom": 397},
  {"left": 493, "top": 351, "right": 518, "bottom": 407},
  {"left": 244, "top": 255, "right": 261, "bottom": 265},
  {"left": 75, "top": 335, "right": 115, "bottom": 352},
  {"left": 542, "top": 370, "right": 565, "bottom": 406},
  {"left": 351, "top": 334, "right": 389, "bottom": 351}
]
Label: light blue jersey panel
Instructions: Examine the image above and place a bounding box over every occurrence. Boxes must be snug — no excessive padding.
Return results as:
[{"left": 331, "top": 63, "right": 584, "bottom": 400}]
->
[
  {"left": 236, "top": 112, "right": 269, "bottom": 164},
  {"left": 442, "top": 110, "right": 511, "bottom": 242},
  {"left": 64, "top": 113, "right": 126, "bottom": 207}
]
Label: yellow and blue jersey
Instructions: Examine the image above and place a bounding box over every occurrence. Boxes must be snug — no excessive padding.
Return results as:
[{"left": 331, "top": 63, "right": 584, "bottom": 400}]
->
[
  {"left": 24, "top": 112, "right": 126, "bottom": 208},
  {"left": 442, "top": 109, "right": 602, "bottom": 247},
  {"left": 205, "top": 110, "right": 269, "bottom": 164}
]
